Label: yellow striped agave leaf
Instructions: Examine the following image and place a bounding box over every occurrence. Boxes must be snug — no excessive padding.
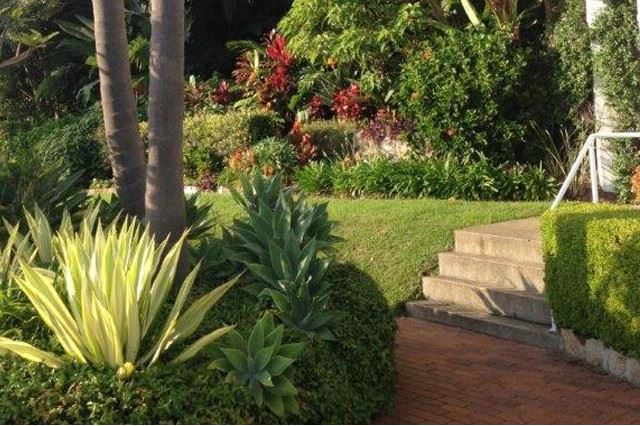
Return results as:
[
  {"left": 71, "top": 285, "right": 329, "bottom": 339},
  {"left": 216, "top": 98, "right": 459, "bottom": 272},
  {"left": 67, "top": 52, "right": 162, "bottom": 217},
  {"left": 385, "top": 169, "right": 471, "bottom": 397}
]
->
[
  {"left": 23, "top": 206, "right": 54, "bottom": 265},
  {"left": 0, "top": 337, "right": 62, "bottom": 368}
]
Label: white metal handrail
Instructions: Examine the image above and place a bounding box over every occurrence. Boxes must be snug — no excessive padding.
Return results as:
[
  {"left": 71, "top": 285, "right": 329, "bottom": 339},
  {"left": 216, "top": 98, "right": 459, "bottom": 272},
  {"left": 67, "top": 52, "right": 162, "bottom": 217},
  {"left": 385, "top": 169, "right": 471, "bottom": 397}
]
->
[{"left": 550, "top": 132, "right": 640, "bottom": 210}]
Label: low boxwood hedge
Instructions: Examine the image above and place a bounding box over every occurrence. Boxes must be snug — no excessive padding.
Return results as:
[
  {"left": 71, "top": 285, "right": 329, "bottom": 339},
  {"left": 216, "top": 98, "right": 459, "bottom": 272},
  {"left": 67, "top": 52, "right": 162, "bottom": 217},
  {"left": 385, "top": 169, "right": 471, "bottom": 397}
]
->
[
  {"left": 541, "top": 203, "right": 640, "bottom": 357},
  {"left": 0, "top": 263, "right": 395, "bottom": 424}
]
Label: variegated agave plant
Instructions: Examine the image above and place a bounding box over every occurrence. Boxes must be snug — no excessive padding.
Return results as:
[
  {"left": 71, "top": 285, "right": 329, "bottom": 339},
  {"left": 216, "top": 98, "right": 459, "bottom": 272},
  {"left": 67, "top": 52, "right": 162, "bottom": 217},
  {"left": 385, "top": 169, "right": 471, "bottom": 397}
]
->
[{"left": 0, "top": 213, "right": 237, "bottom": 373}]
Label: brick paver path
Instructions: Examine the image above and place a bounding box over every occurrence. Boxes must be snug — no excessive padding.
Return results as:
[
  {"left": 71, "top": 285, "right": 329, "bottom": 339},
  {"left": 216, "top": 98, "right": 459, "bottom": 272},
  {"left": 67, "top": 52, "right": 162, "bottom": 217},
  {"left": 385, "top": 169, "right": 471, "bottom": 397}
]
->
[{"left": 376, "top": 318, "right": 640, "bottom": 424}]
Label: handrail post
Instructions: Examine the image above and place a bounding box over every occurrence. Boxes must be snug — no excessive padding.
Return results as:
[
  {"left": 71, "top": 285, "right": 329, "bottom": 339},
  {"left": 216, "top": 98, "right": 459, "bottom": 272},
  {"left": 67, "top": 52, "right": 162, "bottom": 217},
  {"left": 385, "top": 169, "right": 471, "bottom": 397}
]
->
[
  {"left": 589, "top": 138, "right": 599, "bottom": 203},
  {"left": 550, "top": 135, "right": 595, "bottom": 210}
]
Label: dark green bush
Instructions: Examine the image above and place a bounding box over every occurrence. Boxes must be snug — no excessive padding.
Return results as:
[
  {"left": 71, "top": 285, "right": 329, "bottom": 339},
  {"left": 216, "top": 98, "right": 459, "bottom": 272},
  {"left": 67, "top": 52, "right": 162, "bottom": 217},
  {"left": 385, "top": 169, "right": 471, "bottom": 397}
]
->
[
  {"left": 541, "top": 203, "right": 640, "bottom": 358},
  {"left": 591, "top": 1, "right": 640, "bottom": 201},
  {"left": 300, "top": 120, "right": 358, "bottom": 158},
  {"left": 545, "top": 0, "right": 593, "bottom": 126},
  {"left": 296, "top": 157, "right": 557, "bottom": 201},
  {"left": 5, "top": 108, "right": 111, "bottom": 185},
  {"left": 183, "top": 110, "right": 283, "bottom": 180},
  {"left": 0, "top": 264, "right": 395, "bottom": 424},
  {"left": 398, "top": 28, "right": 530, "bottom": 163}
]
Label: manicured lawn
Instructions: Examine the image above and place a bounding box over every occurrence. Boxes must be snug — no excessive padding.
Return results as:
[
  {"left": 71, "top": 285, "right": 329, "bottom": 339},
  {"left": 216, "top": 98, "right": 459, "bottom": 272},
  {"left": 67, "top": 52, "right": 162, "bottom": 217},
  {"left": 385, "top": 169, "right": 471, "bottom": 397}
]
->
[{"left": 203, "top": 194, "right": 548, "bottom": 310}]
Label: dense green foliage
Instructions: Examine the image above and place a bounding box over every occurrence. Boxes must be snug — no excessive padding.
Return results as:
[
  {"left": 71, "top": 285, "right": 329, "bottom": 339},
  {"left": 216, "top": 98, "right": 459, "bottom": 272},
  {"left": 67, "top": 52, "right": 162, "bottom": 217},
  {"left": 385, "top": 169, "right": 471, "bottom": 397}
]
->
[
  {"left": 279, "top": 0, "right": 429, "bottom": 100},
  {"left": 542, "top": 203, "right": 640, "bottom": 358},
  {"left": 0, "top": 145, "right": 86, "bottom": 227},
  {"left": 296, "top": 157, "right": 557, "bottom": 201},
  {"left": 545, "top": 0, "right": 593, "bottom": 127},
  {"left": 183, "top": 110, "right": 283, "bottom": 180},
  {"left": 0, "top": 263, "right": 395, "bottom": 424},
  {"left": 398, "top": 28, "right": 531, "bottom": 162},
  {"left": 4, "top": 108, "right": 110, "bottom": 185}
]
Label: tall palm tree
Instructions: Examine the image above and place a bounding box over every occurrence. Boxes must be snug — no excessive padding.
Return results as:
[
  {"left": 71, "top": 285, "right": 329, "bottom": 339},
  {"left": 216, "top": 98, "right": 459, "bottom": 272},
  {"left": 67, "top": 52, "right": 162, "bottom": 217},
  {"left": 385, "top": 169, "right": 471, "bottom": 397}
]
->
[
  {"left": 91, "top": 0, "right": 147, "bottom": 218},
  {"left": 145, "top": 0, "right": 187, "bottom": 243}
]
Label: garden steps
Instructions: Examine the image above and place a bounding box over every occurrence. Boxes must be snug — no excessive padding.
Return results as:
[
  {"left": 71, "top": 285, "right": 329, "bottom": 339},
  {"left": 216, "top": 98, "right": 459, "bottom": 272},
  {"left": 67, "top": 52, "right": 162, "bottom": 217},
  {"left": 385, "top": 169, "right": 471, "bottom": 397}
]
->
[{"left": 407, "top": 217, "right": 560, "bottom": 349}]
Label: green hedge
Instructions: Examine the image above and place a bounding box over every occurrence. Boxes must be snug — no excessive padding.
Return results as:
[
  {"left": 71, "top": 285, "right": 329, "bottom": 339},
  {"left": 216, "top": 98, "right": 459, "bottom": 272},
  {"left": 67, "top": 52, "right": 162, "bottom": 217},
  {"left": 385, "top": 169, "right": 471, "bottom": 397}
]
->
[
  {"left": 541, "top": 203, "right": 640, "bottom": 357},
  {"left": 0, "top": 263, "right": 395, "bottom": 424}
]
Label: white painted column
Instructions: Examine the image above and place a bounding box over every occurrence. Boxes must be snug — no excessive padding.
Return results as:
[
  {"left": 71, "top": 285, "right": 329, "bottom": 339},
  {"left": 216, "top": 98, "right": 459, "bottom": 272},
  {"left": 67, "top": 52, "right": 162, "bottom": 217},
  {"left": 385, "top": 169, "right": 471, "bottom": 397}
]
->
[{"left": 586, "top": 0, "right": 618, "bottom": 193}]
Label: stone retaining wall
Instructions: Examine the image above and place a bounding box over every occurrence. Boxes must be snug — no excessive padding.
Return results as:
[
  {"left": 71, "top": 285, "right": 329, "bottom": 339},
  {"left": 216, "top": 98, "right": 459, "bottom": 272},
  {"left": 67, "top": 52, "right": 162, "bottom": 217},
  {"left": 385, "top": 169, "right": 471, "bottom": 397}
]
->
[{"left": 561, "top": 329, "right": 640, "bottom": 386}]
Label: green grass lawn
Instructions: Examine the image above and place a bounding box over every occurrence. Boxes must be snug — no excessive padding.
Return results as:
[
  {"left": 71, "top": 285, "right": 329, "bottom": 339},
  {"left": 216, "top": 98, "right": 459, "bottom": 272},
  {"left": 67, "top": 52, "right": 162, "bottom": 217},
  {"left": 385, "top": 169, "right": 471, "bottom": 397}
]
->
[{"left": 203, "top": 194, "right": 548, "bottom": 310}]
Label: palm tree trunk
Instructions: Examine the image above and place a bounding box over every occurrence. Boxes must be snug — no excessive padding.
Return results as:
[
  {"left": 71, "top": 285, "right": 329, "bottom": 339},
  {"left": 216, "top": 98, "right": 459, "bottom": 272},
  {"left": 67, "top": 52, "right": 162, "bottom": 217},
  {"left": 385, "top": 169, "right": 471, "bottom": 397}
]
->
[
  {"left": 92, "top": 0, "right": 146, "bottom": 218},
  {"left": 145, "top": 0, "right": 187, "bottom": 243}
]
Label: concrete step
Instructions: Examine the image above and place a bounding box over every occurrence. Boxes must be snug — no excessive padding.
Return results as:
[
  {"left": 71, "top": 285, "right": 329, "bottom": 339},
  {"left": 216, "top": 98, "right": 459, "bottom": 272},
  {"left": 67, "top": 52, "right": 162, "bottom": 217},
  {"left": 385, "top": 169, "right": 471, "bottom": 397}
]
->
[
  {"left": 455, "top": 218, "right": 542, "bottom": 264},
  {"left": 405, "top": 300, "right": 560, "bottom": 350},
  {"left": 422, "top": 276, "right": 551, "bottom": 325},
  {"left": 438, "top": 252, "right": 545, "bottom": 293}
]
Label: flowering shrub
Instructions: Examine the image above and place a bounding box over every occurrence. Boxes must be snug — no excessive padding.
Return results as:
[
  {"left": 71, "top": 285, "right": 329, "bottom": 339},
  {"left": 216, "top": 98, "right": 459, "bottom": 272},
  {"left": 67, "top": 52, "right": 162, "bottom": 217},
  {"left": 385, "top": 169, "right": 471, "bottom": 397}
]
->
[
  {"left": 332, "top": 84, "right": 367, "bottom": 121},
  {"left": 290, "top": 121, "right": 317, "bottom": 165},
  {"left": 360, "top": 108, "right": 413, "bottom": 146},
  {"left": 213, "top": 80, "right": 232, "bottom": 105},
  {"left": 309, "top": 95, "right": 332, "bottom": 120},
  {"left": 234, "top": 31, "right": 296, "bottom": 115},
  {"left": 228, "top": 148, "right": 256, "bottom": 174}
]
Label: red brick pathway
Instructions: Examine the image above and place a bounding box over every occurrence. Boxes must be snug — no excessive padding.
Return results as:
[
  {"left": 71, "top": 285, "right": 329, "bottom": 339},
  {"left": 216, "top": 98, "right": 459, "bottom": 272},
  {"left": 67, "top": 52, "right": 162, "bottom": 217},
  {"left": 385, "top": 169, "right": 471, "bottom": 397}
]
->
[{"left": 376, "top": 318, "right": 640, "bottom": 424}]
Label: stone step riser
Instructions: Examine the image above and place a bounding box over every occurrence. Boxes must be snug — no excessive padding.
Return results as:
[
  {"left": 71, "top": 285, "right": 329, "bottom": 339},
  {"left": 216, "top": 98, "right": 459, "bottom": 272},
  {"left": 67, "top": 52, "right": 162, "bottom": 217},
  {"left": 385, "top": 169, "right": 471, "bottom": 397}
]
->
[
  {"left": 406, "top": 301, "right": 560, "bottom": 350},
  {"left": 438, "top": 253, "right": 545, "bottom": 293},
  {"left": 455, "top": 231, "right": 543, "bottom": 264},
  {"left": 422, "top": 277, "right": 551, "bottom": 325}
]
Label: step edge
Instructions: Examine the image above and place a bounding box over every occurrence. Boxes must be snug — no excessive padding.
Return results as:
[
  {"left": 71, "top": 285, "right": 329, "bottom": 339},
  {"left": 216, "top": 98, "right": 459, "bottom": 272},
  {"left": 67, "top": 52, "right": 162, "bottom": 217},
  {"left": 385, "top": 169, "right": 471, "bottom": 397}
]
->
[
  {"left": 439, "top": 251, "right": 544, "bottom": 270},
  {"left": 405, "top": 301, "right": 560, "bottom": 349},
  {"left": 423, "top": 275, "right": 546, "bottom": 296}
]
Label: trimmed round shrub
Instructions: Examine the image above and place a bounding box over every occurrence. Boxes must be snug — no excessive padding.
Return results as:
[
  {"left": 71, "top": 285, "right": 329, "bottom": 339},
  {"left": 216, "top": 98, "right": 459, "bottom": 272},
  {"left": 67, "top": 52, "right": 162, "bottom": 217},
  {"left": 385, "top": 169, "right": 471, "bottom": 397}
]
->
[
  {"left": 300, "top": 120, "right": 358, "bottom": 158},
  {"left": 398, "top": 28, "right": 530, "bottom": 163},
  {"left": 0, "top": 264, "right": 396, "bottom": 424}
]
